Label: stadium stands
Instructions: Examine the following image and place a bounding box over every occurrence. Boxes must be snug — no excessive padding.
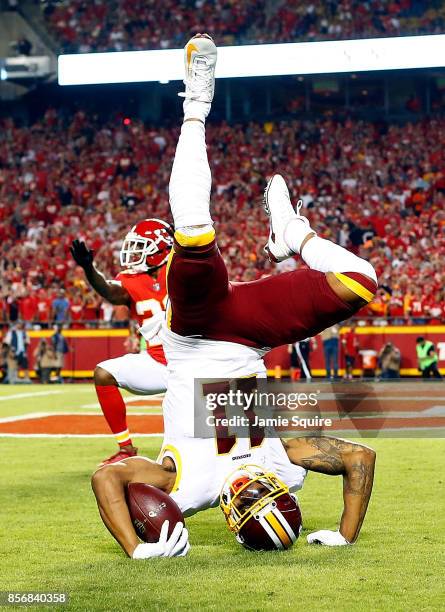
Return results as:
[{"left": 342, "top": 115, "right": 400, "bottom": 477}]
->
[
  {"left": 41, "top": 0, "right": 267, "bottom": 53},
  {"left": 41, "top": 0, "right": 445, "bottom": 54},
  {"left": 0, "top": 110, "right": 444, "bottom": 326}
]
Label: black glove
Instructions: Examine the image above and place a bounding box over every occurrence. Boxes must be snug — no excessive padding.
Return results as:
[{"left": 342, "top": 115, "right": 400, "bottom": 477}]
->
[{"left": 70, "top": 239, "right": 94, "bottom": 270}]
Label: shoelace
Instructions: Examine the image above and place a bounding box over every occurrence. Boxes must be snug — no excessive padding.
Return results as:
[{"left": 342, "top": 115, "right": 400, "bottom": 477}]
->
[
  {"left": 296, "top": 199, "right": 303, "bottom": 215},
  {"left": 179, "top": 57, "right": 214, "bottom": 98}
]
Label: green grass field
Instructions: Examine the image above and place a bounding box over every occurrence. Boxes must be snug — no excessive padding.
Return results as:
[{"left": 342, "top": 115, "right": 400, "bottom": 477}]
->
[{"left": 0, "top": 385, "right": 444, "bottom": 611}]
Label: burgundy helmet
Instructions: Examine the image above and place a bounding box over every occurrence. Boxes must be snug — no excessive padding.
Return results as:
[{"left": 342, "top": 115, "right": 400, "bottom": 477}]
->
[{"left": 220, "top": 465, "right": 302, "bottom": 551}]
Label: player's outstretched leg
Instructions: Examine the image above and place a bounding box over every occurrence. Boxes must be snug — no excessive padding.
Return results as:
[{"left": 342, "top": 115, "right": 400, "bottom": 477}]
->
[
  {"left": 166, "top": 35, "right": 231, "bottom": 337},
  {"left": 94, "top": 366, "right": 137, "bottom": 466},
  {"left": 264, "top": 174, "right": 377, "bottom": 309},
  {"left": 169, "top": 33, "right": 217, "bottom": 238}
]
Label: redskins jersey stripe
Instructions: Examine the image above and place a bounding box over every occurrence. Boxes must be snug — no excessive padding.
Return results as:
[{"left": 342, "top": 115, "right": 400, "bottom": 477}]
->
[{"left": 174, "top": 228, "right": 216, "bottom": 248}]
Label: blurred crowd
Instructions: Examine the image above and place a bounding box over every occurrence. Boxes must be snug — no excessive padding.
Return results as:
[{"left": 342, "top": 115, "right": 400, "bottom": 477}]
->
[
  {"left": 290, "top": 326, "right": 442, "bottom": 380},
  {"left": 39, "top": 0, "right": 445, "bottom": 54},
  {"left": 41, "top": 0, "right": 267, "bottom": 53},
  {"left": 268, "top": 0, "right": 445, "bottom": 45},
  {"left": 0, "top": 321, "right": 68, "bottom": 383},
  {"left": 0, "top": 109, "right": 444, "bottom": 327}
]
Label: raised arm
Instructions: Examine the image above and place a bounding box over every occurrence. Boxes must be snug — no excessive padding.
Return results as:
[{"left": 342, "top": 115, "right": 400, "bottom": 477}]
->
[
  {"left": 70, "top": 240, "right": 130, "bottom": 306},
  {"left": 91, "top": 458, "right": 189, "bottom": 559},
  {"left": 283, "top": 436, "right": 376, "bottom": 545}
]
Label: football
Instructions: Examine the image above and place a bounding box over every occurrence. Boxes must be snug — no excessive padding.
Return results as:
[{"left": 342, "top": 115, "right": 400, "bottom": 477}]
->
[{"left": 125, "top": 483, "right": 184, "bottom": 543}]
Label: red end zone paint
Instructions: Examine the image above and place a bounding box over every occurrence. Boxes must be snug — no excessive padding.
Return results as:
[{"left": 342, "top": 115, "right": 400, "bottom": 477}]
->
[
  {"left": 0, "top": 414, "right": 164, "bottom": 435},
  {"left": 1, "top": 382, "right": 444, "bottom": 436},
  {"left": 0, "top": 412, "right": 443, "bottom": 435}
]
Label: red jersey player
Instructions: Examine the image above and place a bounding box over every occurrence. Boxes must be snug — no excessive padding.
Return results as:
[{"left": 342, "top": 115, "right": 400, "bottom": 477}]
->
[{"left": 70, "top": 218, "right": 173, "bottom": 464}]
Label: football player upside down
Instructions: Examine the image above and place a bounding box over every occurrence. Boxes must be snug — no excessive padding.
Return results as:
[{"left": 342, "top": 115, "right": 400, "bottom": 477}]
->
[
  {"left": 92, "top": 34, "right": 377, "bottom": 559},
  {"left": 71, "top": 218, "right": 173, "bottom": 465}
]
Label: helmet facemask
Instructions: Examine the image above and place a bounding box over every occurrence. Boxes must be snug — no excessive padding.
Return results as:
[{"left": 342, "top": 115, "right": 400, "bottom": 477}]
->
[
  {"left": 119, "top": 219, "right": 173, "bottom": 272},
  {"left": 220, "top": 465, "right": 302, "bottom": 551}
]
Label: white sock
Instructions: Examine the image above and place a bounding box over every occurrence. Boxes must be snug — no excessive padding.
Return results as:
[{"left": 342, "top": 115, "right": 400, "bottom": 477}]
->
[
  {"left": 169, "top": 119, "right": 213, "bottom": 229},
  {"left": 183, "top": 99, "right": 211, "bottom": 122},
  {"left": 300, "top": 235, "right": 377, "bottom": 283},
  {"left": 284, "top": 217, "right": 314, "bottom": 254}
]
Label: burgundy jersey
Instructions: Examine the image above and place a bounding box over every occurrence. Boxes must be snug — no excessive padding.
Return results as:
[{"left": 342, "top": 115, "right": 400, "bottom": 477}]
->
[{"left": 116, "top": 267, "right": 167, "bottom": 364}]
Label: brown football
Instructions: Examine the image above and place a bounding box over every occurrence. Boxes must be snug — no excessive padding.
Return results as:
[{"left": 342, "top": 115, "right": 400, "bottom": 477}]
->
[{"left": 125, "top": 483, "right": 184, "bottom": 543}]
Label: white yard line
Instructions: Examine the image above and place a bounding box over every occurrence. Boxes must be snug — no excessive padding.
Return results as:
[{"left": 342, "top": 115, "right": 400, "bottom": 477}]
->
[
  {"left": 320, "top": 409, "right": 445, "bottom": 419},
  {"left": 0, "top": 411, "right": 59, "bottom": 423},
  {"left": 0, "top": 433, "right": 162, "bottom": 438},
  {"left": 317, "top": 394, "right": 445, "bottom": 401},
  {"left": 0, "top": 411, "right": 163, "bottom": 423},
  {"left": 421, "top": 405, "right": 445, "bottom": 416},
  {"left": 327, "top": 427, "right": 445, "bottom": 434},
  {"left": 1, "top": 407, "right": 442, "bottom": 425},
  {"left": 0, "top": 390, "right": 63, "bottom": 401},
  {"left": 1, "top": 428, "right": 443, "bottom": 438}
]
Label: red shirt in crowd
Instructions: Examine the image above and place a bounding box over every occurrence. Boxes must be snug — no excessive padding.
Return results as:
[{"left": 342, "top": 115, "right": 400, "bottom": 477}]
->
[
  {"left": 410, "top": 296, "right": 428, "bottom": 318},
  {"left": 19, "top": 295, "right": 38, "bottom": 322},
  {"left": 342, "top": 330, "right": 359, "bottom": 357},
  {"left": 36, "top": 294, "right": 52, "bottom": 322}
]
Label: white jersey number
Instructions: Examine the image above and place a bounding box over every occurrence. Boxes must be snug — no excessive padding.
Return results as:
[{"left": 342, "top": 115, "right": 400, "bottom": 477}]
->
[{"left": 136, "top": 296, "right": 168, "bottom": 327}]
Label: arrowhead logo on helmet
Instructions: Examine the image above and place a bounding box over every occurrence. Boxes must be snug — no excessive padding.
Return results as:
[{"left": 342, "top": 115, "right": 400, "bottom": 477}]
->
[
  {"left": 120, "top": 218, "right": 174, "bottom": 272},
  {"left": 220, "top": 464, "right": 302, "bottom": 552}
]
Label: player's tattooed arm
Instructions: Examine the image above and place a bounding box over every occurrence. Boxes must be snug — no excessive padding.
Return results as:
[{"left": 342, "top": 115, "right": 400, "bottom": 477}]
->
[
  {"left": 70, "top": 239, "right": 131, "bottom": 306},
  {"left": 283, "top": 436, "right": 376, "bottom": 543}
]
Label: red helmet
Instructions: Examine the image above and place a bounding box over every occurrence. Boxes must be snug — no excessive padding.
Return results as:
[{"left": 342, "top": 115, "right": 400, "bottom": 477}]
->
[
  {"left": 120, "top": 218, "right": 173, "bottom": 272},
  {"left": 220, "top": 465, "right": 302, "bottom": 551}
]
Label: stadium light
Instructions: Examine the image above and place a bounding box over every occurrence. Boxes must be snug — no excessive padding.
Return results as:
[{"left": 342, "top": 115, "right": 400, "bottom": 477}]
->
[{"left": 58, "top": 34, "right": 445, "bottom": 86}]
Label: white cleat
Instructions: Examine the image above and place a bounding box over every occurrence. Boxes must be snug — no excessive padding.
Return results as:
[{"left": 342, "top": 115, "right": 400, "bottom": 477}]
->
[
  {"left": 263, "top": 174, "right": 311, "bottom": 262},
  {"left": 178, "top": 33, "right": 217, "bottom": 105}
]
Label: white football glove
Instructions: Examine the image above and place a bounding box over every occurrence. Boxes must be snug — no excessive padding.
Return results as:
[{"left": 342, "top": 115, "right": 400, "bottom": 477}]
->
[
  {"left": 307, "top": 530, "right": 350, "bottom": 546},
  {"left": 132, "top": 520, "right": 190, "bottom": 559}
]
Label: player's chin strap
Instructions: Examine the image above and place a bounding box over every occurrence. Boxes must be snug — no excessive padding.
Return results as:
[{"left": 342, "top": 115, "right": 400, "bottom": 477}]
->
[{"left": 138, "top": 311, "right": 164, "bottom": 342}]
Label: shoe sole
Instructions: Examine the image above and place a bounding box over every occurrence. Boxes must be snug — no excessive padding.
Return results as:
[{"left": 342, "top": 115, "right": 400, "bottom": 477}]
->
[
  {"left": 186, "top": 33, "right": 216, "bottom": 57},
  {"left": 97, "top": 453, "right": 138, "bottom": 467},
  {"left": 263, "top": 176, "right": 280, "bottom": 262},
  {"left": 263, "top": 176, "right": 274, "bottom": 217},
  {"left": 191, "top": 33, "right": 214, "bottom": 42}
]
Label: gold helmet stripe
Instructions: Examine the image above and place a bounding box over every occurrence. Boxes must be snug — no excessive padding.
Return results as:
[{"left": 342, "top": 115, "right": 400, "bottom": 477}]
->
[
  {"left": 265, "top": 512, "right": 292, "bottom": 548},
  {"left": 273, "top": 508, "right": 298, "bottom": 543},
  {"left": 259, "top": 516, "right": 284, "bottom": 550}
]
